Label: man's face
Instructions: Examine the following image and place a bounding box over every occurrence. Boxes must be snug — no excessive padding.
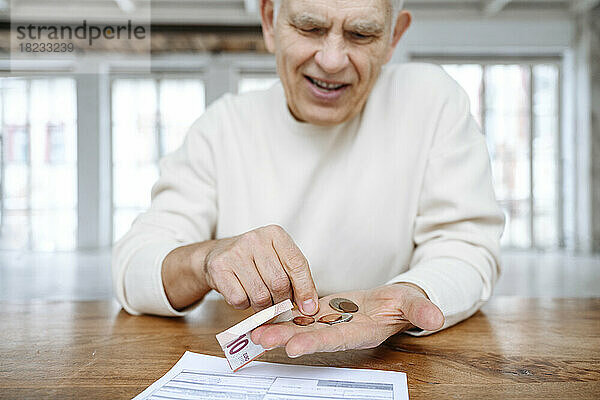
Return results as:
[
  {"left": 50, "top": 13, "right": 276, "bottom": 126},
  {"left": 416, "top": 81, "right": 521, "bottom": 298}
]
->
[{"left": 269, "top": 0, "right": 398, "bottom": 126}]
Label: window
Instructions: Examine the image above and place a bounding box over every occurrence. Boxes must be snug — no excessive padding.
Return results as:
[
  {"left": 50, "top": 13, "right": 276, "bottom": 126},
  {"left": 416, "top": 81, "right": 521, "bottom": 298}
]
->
[
  {"left": 111, "top": 77, "right": 205, "bottom": 241},
  {"left": 0, "top": 77, "right": 78, "bottom": 250},
  {"left": 440, "top": 62, "right": 561, "bottom": 249}
]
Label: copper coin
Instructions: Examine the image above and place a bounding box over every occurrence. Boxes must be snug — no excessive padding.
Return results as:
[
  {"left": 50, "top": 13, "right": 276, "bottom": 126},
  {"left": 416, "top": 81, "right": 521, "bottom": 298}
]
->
[
  {"left": 339, "top": 301, "right": 359, "bottom": 313},
  {"left": 329, "top": 298, "right": 347, "bottom": 312},
  {"left": 317, "top": 313, "right": 343, "bottom": 324},
  {"left": 329, "top": 298, "right": 359, "bottom": 313},
  {"left": 293, "top": 316, "right": 315, "bottom": 326}
]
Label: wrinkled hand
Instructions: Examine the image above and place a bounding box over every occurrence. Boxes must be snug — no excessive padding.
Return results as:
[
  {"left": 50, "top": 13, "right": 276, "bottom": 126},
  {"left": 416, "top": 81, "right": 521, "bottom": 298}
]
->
[
  {"left": 201, "top": 225, "right": 319, "bottom": 314},
  {"left": 251, "top": 283, "right": 444, "bottom": 357}
]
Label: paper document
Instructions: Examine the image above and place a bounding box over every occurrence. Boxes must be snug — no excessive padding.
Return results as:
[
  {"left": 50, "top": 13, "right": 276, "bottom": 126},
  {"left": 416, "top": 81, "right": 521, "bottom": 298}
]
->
[{"left": 133, "top": 351, "right": 409, "bottom": 400}]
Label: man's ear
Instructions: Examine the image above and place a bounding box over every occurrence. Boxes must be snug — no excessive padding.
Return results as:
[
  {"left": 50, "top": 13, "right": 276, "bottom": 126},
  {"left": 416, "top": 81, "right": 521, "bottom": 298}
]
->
[
  {"left": 385, "top": 11, "right": 412, "bottom": 63},
  {"left": 260, "top": 0, "right": 276, "bottom": 54}
]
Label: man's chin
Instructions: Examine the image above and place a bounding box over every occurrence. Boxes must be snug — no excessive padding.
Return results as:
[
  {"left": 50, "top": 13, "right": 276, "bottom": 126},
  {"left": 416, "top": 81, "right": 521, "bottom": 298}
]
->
[{"left": 299, "top": 106, "right": 355, "bottom": 127}]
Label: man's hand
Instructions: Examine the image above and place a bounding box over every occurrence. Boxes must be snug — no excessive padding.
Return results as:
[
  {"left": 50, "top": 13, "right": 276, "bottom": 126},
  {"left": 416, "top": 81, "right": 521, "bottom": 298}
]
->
[
  {"left": 196, "top": 225, "right": 319, "bottom": 314},
  {"left": 162, "top": 225, "right": 319, "bottom": 313},
  {"left": 250, "top": 283, "right": 444, "bottom": 357}
]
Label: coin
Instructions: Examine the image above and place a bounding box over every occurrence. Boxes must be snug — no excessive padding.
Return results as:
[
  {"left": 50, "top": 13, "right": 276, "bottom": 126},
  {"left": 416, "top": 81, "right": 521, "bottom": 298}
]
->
[
  {"left": 317, "top": 313, "right": 342, "bottom": 324},
  {"left": 339, "top": 301, "right": 359, "bottom": 313},
  {"left": 329, "top": 298, "right": 359, "bottom": 313},
  {"left": 329, "top": 313, "right": 353, "bottom": 324},
  {"left": 293, "top": 316, "right": 315, "bottom": 326}
]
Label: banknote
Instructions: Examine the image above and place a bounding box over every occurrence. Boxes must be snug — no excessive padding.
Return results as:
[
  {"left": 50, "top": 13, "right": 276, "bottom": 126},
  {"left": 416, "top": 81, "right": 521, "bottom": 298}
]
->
[{"left": 216, "top": 299, "right": 293, "bottom": 371}]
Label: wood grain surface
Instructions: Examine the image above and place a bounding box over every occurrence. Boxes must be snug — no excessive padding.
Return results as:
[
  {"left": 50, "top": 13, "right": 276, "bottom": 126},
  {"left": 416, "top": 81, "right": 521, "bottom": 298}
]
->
[{"left": 1, "top": 297, "right": 599, "bottom": 399}]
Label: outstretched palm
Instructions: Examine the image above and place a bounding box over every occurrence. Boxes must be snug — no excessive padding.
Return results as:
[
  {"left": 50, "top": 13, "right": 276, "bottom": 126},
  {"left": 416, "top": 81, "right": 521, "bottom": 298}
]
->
[{"left": 251, "top": 284, "right": 444, "bottom": 358}]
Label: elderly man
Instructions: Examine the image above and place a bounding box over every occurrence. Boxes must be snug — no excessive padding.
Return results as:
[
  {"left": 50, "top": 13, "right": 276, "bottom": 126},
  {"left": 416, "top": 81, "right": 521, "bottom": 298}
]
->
[{"left": 113, "top": 0, "right": 504, "bottom": 358}]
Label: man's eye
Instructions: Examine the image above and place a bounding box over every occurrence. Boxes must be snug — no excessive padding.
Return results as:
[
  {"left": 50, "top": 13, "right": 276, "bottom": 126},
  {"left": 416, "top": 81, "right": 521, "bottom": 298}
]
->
[
  {"left": 300, "top": 27, "right": 324, "bottom": 35},
  {"left": 350, "top": 32, "right": 371, "bottom": 40}
]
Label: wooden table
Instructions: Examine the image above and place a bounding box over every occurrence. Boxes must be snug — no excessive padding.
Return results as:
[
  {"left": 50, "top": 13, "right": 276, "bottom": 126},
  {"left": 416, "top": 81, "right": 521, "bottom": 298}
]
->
[{"left": 1, "top": 297, "right": 599, "bottom": 399}]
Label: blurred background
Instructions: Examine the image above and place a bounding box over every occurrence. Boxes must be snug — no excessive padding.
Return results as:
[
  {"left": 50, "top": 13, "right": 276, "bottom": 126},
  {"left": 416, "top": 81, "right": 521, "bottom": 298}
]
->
[{"left": 0, "top": 0, "right": 599, "bottom": 302}]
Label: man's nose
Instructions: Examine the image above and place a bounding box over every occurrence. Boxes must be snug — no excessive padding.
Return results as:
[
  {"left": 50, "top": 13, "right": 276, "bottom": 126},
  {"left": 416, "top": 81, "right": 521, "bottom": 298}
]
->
[{"left": 314, "top": 35, "right": 349, "bottom": 74}]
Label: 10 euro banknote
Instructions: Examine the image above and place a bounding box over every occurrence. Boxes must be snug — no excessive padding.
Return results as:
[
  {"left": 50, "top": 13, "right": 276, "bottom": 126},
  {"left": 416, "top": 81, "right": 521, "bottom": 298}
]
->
[{"left": 216, "top": 299, "right": 293, "bottom": 372}]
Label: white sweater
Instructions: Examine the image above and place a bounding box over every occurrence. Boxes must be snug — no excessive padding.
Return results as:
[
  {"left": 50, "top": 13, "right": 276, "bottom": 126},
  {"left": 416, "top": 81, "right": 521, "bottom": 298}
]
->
[{"left": 112, "top": 63, "right": 504, "bottom": 335}]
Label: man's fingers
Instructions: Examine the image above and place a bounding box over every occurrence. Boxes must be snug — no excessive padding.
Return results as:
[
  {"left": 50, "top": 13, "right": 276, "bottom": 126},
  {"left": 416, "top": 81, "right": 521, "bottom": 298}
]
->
[
  {"left": 215, "top": 271, "right": 249, "bottom": 309},
  {"left": 234, "top": 260, "right": 274, "bottom": 311},
  {"left": 412, "top": 298, "right": 445, "bottom": 331},
  {"left": 259, "top": 318, "right": 368, "bottom": 358},
  {"left": 253, "top": 247, "right": 294, "bottom": 305},
  {"left": 206, "top": 226, "right": 317, "bottom": 313},
  {"left": 399, "top": 288, "right": 445, "bottom": 331},
  {"left": 269, "top": 226, "right": 319, "bottom": 315},
  {"left": 251, "top": 323, "right": 297, "bottom": 349},
  {"left": 252, "top": 322, "right": 348, "bottom": 356},
  {"left": 285, "top": 325, "right": 349, "bottom": 357},
  {"left": 250, "top": 325, "right": 268, "bottom": 344}
]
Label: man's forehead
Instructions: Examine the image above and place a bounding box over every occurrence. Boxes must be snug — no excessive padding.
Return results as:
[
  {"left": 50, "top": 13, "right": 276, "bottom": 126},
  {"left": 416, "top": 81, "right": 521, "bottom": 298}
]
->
[{"left": 284, "top": 0, "right": 389, "bottom": 26}]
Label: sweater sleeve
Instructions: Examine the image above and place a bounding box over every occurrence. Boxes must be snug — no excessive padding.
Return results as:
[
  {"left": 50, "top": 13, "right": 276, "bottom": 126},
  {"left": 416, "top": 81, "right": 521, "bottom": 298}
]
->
[
  {"left": 112, "top": 118, "right": 218, "bottom": 316},
  {"left": 387, "top": 79, "right": 505, "bottom": 335}
]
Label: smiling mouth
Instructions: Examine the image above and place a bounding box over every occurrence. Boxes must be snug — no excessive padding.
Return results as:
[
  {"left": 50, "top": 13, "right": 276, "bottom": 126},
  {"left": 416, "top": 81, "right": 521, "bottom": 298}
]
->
[{"left": 305, "top": 75, "right": 349, "bottom": 92}]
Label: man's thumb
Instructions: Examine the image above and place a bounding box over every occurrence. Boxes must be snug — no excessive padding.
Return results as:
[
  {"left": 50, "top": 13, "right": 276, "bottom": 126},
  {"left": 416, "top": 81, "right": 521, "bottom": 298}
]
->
[
  {"left": 397, "top": 285, "right": 445, "bottom": 331},
  {"left": 407, "top": 297, "right": 444, "bottom": 331}
]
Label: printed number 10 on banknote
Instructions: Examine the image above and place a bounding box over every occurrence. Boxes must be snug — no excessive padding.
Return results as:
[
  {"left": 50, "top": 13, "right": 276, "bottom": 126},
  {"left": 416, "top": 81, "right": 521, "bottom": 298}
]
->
[
  {"left": 223, "top": 332, "right": 266, "bottom": 372},
  {"left": 216, "top": 299, "right": 293, "bottom": 372}
]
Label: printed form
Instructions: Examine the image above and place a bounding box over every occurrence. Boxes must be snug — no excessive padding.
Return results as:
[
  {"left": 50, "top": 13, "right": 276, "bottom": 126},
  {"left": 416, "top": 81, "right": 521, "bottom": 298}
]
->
[{"left": 134, "top": 352, "right": 409, "bottom": 400}]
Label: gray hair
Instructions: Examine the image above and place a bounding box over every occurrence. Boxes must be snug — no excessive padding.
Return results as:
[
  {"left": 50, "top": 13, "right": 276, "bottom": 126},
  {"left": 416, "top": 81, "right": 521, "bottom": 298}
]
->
[{"left": 272, "top": 0, "right": 404, "bottom": 33}]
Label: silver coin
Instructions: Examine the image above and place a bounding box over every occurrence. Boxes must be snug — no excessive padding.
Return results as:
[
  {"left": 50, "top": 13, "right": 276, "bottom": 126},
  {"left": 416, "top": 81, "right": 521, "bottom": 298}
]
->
[
  {"left": 329, "top": 298, "right": 359, "bottom": 313},
  {"left": 328, "top": 312, "right": 353, "bottom": 324}
]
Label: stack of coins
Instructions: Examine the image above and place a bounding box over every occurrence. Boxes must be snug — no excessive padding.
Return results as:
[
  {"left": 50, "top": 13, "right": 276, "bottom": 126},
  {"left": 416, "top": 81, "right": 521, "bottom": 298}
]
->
[
  {"left": 293, "top": 298, "right": 359, "bottom": 327},
  {"left": 329, "top": 298, "right": 359, "bottom": 313},
  {"left": 318, "top": 313, "right": 353, "bottom": 325}
]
